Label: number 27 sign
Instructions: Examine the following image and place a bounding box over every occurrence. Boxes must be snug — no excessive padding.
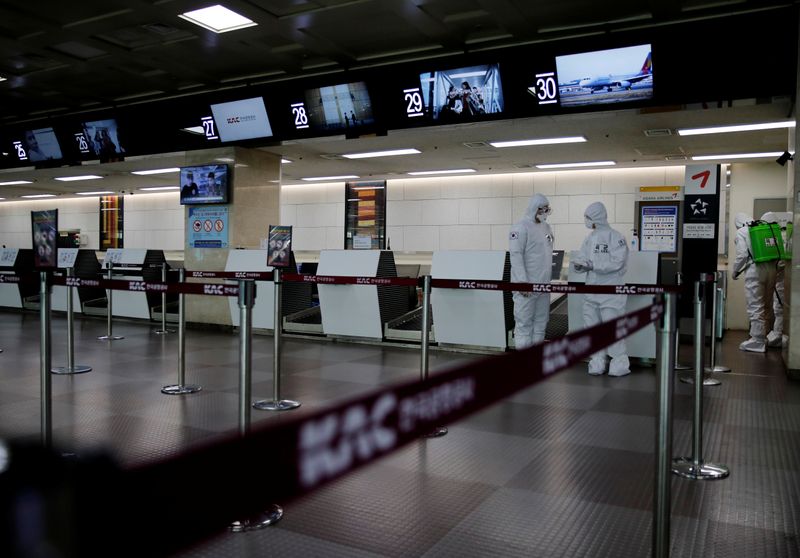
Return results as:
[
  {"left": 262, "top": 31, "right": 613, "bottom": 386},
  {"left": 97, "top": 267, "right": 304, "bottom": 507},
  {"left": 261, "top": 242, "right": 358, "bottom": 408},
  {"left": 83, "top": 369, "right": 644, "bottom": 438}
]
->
[{"left": 684, "top": 165, "right": 718, "bottom": 196}]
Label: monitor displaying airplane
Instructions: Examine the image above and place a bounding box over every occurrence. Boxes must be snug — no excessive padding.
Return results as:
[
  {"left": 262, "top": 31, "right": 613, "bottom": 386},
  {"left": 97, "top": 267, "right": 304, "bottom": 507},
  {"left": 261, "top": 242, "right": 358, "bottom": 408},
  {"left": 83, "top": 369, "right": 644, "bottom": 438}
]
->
[{"left": 556, "top": 44, "right": 653, "bottom": 107}]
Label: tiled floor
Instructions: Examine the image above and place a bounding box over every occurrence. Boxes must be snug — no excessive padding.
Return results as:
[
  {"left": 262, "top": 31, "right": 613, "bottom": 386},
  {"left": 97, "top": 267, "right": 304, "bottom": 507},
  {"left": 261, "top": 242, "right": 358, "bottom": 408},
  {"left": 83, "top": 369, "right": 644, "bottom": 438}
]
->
[{"left": 1, "top": 310, "right": 798, "bottom": 557}]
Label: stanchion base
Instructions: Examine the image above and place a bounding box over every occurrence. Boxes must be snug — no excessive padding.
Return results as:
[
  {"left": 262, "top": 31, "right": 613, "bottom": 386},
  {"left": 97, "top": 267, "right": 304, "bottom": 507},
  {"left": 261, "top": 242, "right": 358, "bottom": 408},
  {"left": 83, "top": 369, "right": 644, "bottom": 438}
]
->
[
  {"left": 712, "top": 365, "right": 731, "bottom": 373},
  {"left": 671, "top": 458, "right": 729, "bottom": 480},
  {"left": 424, "top": 427, "right": 448, "bottom": 438},
  {"left": 161, "top": 384, "right": 202, "bottom": 395},
  {"left": 253, "top": 399, "right": 301, "bottom": 411},
  {"left": 229, "top": 505, "right": 283, "bottom": 532},
  {"left": 97, "top": 335, "right": 124, "bottom": 341},
  {"left": 0, "top": 349, "right": 3, "bottom": 353},
  {"left": 679, "top": 374, "right": 721, "bottom": 386},
  {"left": 674, "top": 363, "right": 692, "bottom": 370},
  {"left": 154, "top": 329, "right": 175, "bottom": 335},
  {"left": 51, "top": 365, "right": 92, "bottom": 375}
]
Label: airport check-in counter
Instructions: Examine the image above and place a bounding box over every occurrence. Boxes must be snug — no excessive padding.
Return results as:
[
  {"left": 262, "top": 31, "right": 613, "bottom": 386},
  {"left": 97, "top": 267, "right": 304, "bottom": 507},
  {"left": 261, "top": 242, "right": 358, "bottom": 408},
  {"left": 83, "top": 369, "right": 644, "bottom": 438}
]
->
[
  {"left": 226, "top": 250, "right": 312, "bottom": 331},
  {"left": 0, "top": 248, "right": 25, "bottom": 309},
  {"left": 85, "top": 249, "right": 168, "bottom": 320},
  {"left": 431, "top": 250, "right": 514, "bottom": 351},
  {"left": 316, "top": 250, "right": 411, "bottom": 340},
  {"left": 567, "top": 251, "right": 659, "bottom": 359}
]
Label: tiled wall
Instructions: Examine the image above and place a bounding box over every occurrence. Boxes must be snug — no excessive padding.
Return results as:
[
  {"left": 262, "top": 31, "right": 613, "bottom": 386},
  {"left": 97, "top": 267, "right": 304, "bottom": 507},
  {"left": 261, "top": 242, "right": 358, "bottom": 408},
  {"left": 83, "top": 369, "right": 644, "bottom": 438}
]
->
[
  {"left": 0, "top": 192, "right": 183, "bottom": 250},
  {"left": 281, "top": 166, "right": 687, "bottom": 252}
]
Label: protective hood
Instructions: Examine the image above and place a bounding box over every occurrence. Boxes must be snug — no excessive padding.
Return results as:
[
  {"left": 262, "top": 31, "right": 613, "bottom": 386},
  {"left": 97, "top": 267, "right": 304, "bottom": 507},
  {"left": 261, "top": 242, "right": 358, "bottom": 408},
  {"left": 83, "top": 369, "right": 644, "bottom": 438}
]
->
[
  {"left": 760, "top": 211, "right": 778, "bottom": 223},
  {"left": 584, "top": 202, "right": 608, "bottom": 227},
  {"left": 526, "top": 193, "right": 550, "bottom": 220},
  {"left": 734, "top": 212, "right": 752, "bottom": 229}
]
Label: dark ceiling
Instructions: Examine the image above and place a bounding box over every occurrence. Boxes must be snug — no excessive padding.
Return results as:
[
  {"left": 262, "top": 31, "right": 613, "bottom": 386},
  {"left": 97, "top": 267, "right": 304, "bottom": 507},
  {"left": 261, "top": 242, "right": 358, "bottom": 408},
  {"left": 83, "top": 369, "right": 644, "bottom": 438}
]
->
[{"left": 0, "top": 0, "right": 794, "bottom": 122}]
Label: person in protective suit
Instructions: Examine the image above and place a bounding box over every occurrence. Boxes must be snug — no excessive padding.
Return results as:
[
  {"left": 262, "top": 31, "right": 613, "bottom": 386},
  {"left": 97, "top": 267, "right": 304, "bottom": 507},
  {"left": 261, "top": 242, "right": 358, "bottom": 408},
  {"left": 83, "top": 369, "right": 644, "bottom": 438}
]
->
[
  {"left": 761, "top": 211, "right": 791, "bottom": 348},
  {"left": 509, "top": 193, "right": 554, "bottom": 349},
  {"left": 572, "top": 202, "right": 630, "bottom": 376},
  {"left": 732, "top": 212, "right": 777, "bottom": 353}
]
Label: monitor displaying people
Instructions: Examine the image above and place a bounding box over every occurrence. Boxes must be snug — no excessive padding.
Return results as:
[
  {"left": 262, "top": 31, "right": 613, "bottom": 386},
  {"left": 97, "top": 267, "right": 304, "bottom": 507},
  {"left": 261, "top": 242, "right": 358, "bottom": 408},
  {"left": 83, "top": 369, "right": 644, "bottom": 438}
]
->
[{"left": 419, "top": 64, "right": 504, "bottom": 121}]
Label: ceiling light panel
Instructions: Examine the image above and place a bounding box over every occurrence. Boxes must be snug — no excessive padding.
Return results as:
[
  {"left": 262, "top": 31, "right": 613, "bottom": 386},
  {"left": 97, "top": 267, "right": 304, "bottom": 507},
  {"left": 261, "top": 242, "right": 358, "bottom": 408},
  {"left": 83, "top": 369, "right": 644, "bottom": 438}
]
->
[
  {"left": 22, "top": 194, "right": 56, "bottom": 198},
  {"left": 489, "top": 136, "right": 587, "bottom": 148},
  {"left": 54, "top": 175, "right": 103, "bottom": 182},
  {"left": 677, "top": 121, "right": 796, "bottom": 136},
  {"left": 691, "top": 152, "right": 784, "bottom": 161},
  {"left": 342, "top": 149, "right": 421, "bottom": 159},
  {"left": 178, "top": 5, "right": 257, "bottom": 34},
  {"left": 407, "top": 169, "right": 476, "bottom": 176},
  {"left": 130, "top": 167, "right": 180, "bottom": 175},
  {"left": 76, "top": 191, "right": 114, "bottom": 195},
  {"left": 139, "top": 186, "right": 180, "bottom": 191},
  {"left": 0, "top": 180, "right": 33, "bottom": 186},
  {"left": 535, "top": 161, "right": 616, "bottom": 169},
  {"left": 301, "top": 175, "right": 360, "bottom": 181}
]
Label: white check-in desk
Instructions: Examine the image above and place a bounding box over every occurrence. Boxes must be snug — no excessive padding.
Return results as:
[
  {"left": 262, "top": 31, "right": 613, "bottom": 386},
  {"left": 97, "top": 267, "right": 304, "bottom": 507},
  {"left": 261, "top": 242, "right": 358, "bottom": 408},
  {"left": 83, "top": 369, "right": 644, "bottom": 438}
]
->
[
  {"left": 103, "top": 249, "right": 152, "bottom": 320},
  {"left": 430, "top": 250, "right": 513, "bottom": 351},
  {"left": 0, "top": 248, "right": 23, "bottom": 309},
  {"left": 316, "top": 250, "right": 408, "bottom": 340},
  {"left": 226, "top": 250, "right": 276, "bottom": 330}
]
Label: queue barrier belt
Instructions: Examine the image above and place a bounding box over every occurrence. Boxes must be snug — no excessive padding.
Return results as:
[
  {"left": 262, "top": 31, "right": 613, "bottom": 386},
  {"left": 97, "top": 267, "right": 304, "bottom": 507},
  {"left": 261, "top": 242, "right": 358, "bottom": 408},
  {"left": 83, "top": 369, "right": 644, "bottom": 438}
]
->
[{"left": 1, "top": 295, "right": 665, "bottom": 557}]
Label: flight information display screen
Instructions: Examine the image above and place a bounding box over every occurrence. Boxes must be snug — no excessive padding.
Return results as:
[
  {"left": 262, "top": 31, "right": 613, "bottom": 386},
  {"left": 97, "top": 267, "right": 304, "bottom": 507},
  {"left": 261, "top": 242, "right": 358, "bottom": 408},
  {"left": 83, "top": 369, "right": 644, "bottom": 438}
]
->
[{"left": 288, "top": 81, "right": 375, "bottom": 133}]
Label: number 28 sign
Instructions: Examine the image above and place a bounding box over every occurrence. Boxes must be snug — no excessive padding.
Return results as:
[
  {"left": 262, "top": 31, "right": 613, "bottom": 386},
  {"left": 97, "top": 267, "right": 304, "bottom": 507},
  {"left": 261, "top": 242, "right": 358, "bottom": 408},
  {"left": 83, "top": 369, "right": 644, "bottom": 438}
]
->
[{"left": 684, "top": 165, "right": 719, "bottom": 196}]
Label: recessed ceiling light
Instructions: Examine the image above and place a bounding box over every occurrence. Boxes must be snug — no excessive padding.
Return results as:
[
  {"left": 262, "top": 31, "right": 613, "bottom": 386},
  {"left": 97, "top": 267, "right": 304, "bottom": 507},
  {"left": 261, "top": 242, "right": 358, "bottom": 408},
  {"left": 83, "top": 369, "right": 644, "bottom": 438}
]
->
[
  {"left": 139, "top": 186, "right": 180, "bottom": 191},
  {"left": 342, "top": 148, "right": 421, "bottom": 159},
  {"left": 178, "top": 4, "right": 257, "bottom": 34},
  {"left": 216, "top": 157, "right": 235, "bottom": 163},
  {"left": 22, "top": 194, "right": 56, "bottom": 198},
  {"left": 352, "top": 185, "right": 385, "bottom": 190},
  {"left": 489, "top": 136, "right": 587, "bottom": 148},
  {"left": 182, "top": 126, "right": 205, "bottom": 135},
  {"left": 535, "top": 161, "right": 616, "bottom": 169},
  {"left": 76, "top": 191, "right": 114, "bottom": 196},
  {"left": 407, "top": 169, "right": 476, "bottom": 176},
  {"left": 677, "top": 121, "right": 796, "bottom": 136},
  {"left": 691, "top": 152, "right": 784, "bottom": 161},
  {"left": 281, "top": 158, "right": 292, "bottom": 164},
  {"left": 0, "top": 76, "right": 6, "bottom": 83},
  {"left": 301, "top": 175, "right": 360, "bottom": 181},
  {"left": 130, "top": 167, "right": 180, "bottom": 175},
  {"left": 0, "top": 180, "right": 33, "bottom": 186},
  {"left": 54, "top": 175, "right": 103, "bottom": 182}
]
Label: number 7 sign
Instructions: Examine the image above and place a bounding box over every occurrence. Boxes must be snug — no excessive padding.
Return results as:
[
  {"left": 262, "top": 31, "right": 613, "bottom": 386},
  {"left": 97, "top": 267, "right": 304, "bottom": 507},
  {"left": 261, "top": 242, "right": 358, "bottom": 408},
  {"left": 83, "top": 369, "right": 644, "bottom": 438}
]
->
[{"left": 684, "top": 165, "right": 718, "bottom": 195}]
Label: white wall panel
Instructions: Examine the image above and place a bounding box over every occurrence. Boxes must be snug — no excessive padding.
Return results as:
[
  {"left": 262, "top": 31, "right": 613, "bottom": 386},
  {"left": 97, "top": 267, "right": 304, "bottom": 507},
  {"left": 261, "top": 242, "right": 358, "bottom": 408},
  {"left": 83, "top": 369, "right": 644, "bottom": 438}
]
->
[
  {"left": 404, "top": 226, "right": 440, "bottom": 251},
  {"left": 478, "top": 197, "right": 512, "bottom": 224},
  {"left": 422, "top": 199, "right": 459, "bottom": 225},
  {"left": 440, "top": 225, "right": 491, "bottom": 250}
]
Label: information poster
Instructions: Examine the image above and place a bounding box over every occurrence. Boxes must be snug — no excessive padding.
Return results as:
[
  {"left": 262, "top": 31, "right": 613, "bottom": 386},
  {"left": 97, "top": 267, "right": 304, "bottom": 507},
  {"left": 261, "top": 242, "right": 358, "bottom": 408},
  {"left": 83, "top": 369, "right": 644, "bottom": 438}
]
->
[
  {"left": 31, "top": 209, "right": 58, "bottom": 269},
  {"left": 640, "top": 206, "right": 678, "bottom": 252},
  {"left": 188, "top": 206, "right": 229, "bottom": 248},
  {"left": 683, "top": 223, "right": 715, "bottom": 239},
  {"left": 267, "top": 225, "right": 292, "bottom": 267},
  {"left": 57, "top": 248, "right": 79, "bottom": 269},
  {"left": 0, "top": 248, "right": 19, "bottom": 267},
  {"left": 639, "top": 186, "right": 682, "bottom": 201}
]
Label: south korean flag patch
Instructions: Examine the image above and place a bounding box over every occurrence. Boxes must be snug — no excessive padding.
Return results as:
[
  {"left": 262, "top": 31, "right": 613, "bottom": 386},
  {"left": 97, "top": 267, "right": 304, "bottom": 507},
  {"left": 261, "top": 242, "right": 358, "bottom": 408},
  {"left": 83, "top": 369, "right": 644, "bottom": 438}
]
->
[{"left": 509, "top": 231, "right": 519, "bottom": 240}]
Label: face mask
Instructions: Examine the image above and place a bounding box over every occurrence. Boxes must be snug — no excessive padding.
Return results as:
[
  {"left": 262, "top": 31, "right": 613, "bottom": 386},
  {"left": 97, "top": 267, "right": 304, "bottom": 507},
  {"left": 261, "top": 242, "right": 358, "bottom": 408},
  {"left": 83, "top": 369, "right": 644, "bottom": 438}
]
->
[
  {"left": 536, "top": 206, "right": 551, "bottom": 222},
  {"left": 584, "top": 216, "right": 593, "bottom": 229}
]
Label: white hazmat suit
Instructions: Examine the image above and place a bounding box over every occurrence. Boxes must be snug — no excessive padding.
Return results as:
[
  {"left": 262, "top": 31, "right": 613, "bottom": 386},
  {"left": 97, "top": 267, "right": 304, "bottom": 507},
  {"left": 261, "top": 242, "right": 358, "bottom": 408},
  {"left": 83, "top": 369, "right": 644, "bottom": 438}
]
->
[
  {"left": 573, "top": 202, "right": 630, "bottom": 376},
  {"left": 732, "top": 212, "right": 777, "bottom": 353},
  {"left": 509, "top": 193, "right": 554, "bottom": 349},
  {"left": 762, "top": 211, "right": 791, "bottom": 348}
]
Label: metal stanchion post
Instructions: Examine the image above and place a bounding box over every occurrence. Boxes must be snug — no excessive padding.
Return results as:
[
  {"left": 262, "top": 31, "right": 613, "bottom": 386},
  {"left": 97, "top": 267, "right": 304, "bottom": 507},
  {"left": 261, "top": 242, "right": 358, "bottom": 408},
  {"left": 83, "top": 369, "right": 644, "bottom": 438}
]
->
[
  {"left": 679, "top": 276, "right": 720, "bottom": 387},
  {"left": 162, "top": 269, "right": 201, "bottom": 395},
  {"left": 420, "top": 275, "right": 447, "bottom": 438},
  {"left": 230, "top": 279, "right": 283, "bottom": 532},
  {"left": 154, "top": 262, "right": 174, "bottom": 335},
  {"left": 672, "top": 279, "right": 729, "bottom": 481},
  {"left": 52, "top": 267, "right": 92, "bottom": 375},
  {"left": 708, "top": 272, "right": 730, "bottom": 373},
  {"left": 97, "top": 262, "right": 123, "bottom": 341},
  {"left": 40, "top": 271, "right": 52, "bottom": 449},
  {"left": 254, "top": 269, "right": 300, "bottom": 412},
  {"left": 673, "top": 272, "right": 691, "bottom": 371},
  {"left": 654, "top": 292, "right": 676, "bottom": 558}
]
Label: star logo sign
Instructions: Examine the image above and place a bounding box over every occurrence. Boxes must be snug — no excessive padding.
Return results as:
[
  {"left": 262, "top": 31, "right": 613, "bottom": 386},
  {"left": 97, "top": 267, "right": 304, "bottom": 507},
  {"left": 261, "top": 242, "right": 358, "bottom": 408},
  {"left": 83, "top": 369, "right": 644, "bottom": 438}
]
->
[{"left": 690, "top": 198, "right": 709, "bottom": 216}]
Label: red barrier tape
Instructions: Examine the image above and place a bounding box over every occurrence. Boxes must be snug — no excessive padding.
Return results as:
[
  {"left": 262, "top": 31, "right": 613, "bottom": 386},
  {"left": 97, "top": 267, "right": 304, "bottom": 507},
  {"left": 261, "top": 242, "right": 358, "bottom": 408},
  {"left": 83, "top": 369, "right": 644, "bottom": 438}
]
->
[
  {"left": 119, "top": 298, "right": 664, "bottom": 556},
  {"left": 282, "top": 273, "right": 420, "bottom": 287},
  {"left": 50, "top": 276, "right": 240, "bottom": 297},
  {"left": 430, "top": 278, "right": 677, "bottom": 295},
  {"left": 187, "top": 270, "right": 274, "bottom": 280}
]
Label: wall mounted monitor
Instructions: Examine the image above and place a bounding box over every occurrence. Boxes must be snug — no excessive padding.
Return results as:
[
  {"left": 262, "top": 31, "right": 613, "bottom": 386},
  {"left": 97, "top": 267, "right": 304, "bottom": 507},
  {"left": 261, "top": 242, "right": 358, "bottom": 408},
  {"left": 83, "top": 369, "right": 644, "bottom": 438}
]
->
[
  {"left": 555, "top": 44, "right": 653, "bottom": 107},
  {"left": 290, "top": 81, "right": 375, "bottom": 133},
  {"left": 210, "top": 97, "right": 273, "bottom": 142},
  {"left": 79, "top": 119, "right": 125, "bottom": 162},
  {"left": 417, "top": 64, "right": 504, "bottom": 122},
  {"left": 179, "top": 164, "right": 230, "bottom": 205},
  {"left": 14, "top": 127, "right": 63, "bottom": 163}
]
